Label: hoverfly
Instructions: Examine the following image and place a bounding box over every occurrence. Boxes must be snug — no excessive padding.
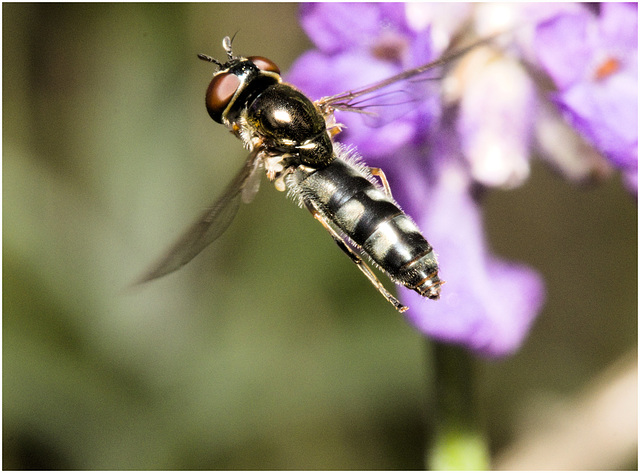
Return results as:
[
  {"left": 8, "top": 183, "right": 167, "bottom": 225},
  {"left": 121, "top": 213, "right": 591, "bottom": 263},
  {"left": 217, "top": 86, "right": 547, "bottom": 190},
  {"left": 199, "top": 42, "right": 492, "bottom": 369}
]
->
[{"left": 138, "top": 35, "right": 491, "bottom": 312}]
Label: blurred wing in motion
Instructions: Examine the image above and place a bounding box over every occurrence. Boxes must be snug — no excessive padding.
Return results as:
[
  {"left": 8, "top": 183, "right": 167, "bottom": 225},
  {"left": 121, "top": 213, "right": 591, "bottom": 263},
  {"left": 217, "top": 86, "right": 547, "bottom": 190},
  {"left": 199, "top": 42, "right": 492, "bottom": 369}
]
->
[{"left": 136, "top": 150, "right": 263, "bottom": 284}]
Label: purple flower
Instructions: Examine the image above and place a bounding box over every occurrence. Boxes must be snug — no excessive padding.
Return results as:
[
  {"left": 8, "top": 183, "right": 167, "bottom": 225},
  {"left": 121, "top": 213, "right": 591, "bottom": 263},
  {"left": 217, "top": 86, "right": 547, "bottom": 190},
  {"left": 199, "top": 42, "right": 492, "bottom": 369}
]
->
[
  {"left": 286, "top": 3, "right": 633, "bottom": 357},
  {"left": 534, "top": 3, "right": 638, "bottom": 192}
]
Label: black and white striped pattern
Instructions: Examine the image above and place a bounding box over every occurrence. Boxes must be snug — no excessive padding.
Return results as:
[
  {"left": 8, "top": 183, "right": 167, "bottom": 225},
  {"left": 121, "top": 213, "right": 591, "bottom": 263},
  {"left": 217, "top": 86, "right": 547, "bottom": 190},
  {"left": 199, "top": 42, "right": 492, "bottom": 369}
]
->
[{"left": 290, "top": 146, "right": 442, "bottom": 299}]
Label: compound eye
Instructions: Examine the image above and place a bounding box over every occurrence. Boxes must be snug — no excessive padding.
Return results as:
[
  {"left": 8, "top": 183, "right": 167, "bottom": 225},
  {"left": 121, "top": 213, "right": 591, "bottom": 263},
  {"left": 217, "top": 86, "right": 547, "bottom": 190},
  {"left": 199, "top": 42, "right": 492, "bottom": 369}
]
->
[
  {"left": 248, "top": 56, "right": 280, "bottom": 75},
  {"left": 205, "top": 72, "right": 241, "bottom": 123}
]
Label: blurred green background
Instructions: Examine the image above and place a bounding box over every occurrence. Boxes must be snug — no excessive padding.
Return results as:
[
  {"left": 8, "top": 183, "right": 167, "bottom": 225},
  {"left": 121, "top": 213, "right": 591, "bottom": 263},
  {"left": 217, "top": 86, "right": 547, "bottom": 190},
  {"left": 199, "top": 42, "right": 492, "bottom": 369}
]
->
[{"left": 3, "top": 3, "right": 637, "bottom": 470}]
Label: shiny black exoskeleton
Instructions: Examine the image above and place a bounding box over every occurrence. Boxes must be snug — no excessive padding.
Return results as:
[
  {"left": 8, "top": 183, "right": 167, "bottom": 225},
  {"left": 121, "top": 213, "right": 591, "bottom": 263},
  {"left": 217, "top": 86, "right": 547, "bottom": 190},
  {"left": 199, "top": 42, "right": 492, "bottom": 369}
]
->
[{"left": 246, "top": 84, "right": 333, "bottom": 167}]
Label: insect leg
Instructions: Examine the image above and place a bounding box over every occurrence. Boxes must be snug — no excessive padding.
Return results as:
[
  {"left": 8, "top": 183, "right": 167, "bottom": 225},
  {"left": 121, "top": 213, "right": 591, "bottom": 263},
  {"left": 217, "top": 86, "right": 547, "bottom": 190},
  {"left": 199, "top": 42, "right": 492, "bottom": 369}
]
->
[
  {"left": 306, "top": 202, "right": 409, "bottom": 313},
  {"left": 369, "top": 167, "right": 392, "bottom": 197}
]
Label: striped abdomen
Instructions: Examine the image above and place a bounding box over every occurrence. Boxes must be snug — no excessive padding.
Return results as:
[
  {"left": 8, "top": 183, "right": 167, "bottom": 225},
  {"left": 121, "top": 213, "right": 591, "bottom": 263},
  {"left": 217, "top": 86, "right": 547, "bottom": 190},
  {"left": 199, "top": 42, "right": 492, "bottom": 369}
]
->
[{"left": 296, "top": 158, "right": 442, "bottom": 299}]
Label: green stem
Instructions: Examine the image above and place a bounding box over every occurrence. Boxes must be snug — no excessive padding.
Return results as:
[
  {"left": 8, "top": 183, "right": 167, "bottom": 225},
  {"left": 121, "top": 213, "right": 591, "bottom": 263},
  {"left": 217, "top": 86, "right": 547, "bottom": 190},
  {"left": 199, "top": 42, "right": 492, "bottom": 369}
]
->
[{"left": 426, "top": 342, "right": 489, "bottom": 470}]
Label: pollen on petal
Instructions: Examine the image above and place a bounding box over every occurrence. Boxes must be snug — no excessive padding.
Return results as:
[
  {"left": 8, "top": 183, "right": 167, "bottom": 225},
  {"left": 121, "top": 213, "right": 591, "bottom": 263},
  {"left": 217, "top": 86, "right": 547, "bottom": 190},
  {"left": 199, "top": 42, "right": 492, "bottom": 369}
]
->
[{"left": 594, "top": 57, "right": 620, "bottom": 80}]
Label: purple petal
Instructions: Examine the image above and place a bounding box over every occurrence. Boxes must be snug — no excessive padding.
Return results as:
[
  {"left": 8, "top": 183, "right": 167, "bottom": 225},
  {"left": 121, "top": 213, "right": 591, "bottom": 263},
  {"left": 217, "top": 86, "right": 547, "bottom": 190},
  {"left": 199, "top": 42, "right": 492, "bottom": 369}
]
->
[
  {"left": 457, "top": 54, "right": 536, "bottom": 188},
  {"left": 287, "top": 49, "right": 399, "bottom": 100},
  {"left": 599, "top": 3, "right": 638, "bottom": 53},
  {"left": 555, "top": 74, "right": 638, "bottom": 170},
  {"left": 534, "top": 9, "right": 595, "bottom": 89},
  {"left": 299, "top": 3, "right": 407, "bottom": 55},
  {"left": 335, "top": 110, "right": 421, "bottom": 159},
  {"left": 395, "top": 154, "right": 545, "bottom": 358},
  {"left": 285, "top": 50, "right": 337, "bottom": 101}
]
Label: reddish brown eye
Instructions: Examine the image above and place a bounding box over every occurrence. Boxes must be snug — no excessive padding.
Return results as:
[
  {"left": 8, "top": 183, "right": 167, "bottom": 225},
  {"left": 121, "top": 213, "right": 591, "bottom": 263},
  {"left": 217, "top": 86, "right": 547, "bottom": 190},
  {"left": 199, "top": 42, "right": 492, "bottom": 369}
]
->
[
  {"left": 248, "top": 56, "right": 280, "bottom": 74},
  {"left": 205, "top": 72, "right": 241, "bottom": 123}
]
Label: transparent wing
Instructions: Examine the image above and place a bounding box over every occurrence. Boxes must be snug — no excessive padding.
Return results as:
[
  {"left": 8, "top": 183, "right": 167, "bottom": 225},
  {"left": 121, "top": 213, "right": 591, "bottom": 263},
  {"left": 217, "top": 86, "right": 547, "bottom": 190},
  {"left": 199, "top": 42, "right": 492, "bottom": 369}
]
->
[
  {"left": 338, "top": 77, "right": 442, "bottom": 130},
  {"left": 136, "top": 150, "right": 262, "bottom": 284},
  {"left": 316, "top": 35, "right": 496, "bottom": 115},
  {"left": 241, "top": 157, "right": 264, "bottom": 204}
]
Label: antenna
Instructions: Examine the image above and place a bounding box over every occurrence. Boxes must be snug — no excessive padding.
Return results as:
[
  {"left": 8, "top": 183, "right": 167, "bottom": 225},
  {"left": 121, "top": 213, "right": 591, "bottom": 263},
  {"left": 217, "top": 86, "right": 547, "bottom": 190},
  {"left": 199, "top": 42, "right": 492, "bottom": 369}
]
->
[{"left": 197, "top": 53, "right": 223, "bottom": 69}]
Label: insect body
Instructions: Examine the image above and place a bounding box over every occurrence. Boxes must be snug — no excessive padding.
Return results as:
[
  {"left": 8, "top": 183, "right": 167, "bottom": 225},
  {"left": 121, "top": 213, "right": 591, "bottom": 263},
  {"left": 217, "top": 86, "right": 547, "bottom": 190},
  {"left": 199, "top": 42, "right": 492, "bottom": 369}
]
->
[
  {"left": 289, "top": 152, "right": 442, "bottom": 312},
  {"left": 139, "top": 36, "right": 462, "bottom": 312}
]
